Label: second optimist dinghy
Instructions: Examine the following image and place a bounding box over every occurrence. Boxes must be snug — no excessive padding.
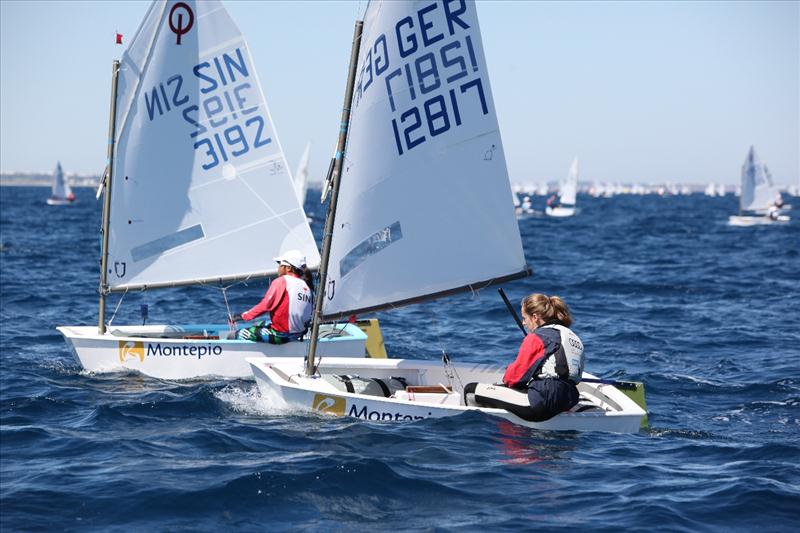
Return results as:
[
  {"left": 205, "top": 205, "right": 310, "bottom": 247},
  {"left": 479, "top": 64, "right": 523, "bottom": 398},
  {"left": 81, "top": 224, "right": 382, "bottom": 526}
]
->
[
  {"left": 249, "top": 358, "right": 645, "bottom": 433},
  {"left": 248, "top": 1, "right": 646, "bottom": 433}
]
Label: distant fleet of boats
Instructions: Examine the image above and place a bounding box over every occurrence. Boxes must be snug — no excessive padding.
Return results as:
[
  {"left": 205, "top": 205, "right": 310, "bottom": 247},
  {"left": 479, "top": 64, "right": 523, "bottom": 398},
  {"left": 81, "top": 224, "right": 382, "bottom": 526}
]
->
[
  {"left": 4, "top": 156, "right": 797, "bottom": 205},
  {"left": 512, "top": 178, "right": 756, "bottom": 198}
]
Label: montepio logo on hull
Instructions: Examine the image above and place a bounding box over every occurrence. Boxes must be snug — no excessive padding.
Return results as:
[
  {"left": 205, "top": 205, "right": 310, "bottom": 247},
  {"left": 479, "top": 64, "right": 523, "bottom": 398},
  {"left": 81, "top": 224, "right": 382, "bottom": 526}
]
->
[
  {"left": 312, "top": 394, "right": 346, "bottom": 416},
  {"left": 118, "top": 340, "right": 145, "bottom": 363}
]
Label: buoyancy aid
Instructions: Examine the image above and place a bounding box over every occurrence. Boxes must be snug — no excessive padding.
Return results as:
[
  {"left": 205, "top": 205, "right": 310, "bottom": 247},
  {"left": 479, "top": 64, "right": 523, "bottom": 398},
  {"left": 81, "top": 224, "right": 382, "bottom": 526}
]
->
[
  {"left": 283, "top": 275, "right": 313, "bottom": 333},
  {"left": 502, "top": 324, "right": 585, "bottom": 388},
  {"left": 536, "top": 324, "right": 584, "bottom": 384}
]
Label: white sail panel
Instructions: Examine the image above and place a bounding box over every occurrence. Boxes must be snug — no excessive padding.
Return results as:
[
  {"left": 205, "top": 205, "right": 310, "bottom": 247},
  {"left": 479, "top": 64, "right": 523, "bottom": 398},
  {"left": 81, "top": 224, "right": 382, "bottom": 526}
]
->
[
  {"left": 293, "top": 142, "right": 311, "bottom": 206},
  {"left": 108, "top": 0, "right": 319, "bottom": 290},
  {"left": 322, "top": 0, "right": 528, "bottom": 318},
  {"left": 740, "top": 146, "right": 777, "bottom": 212},
  {"left": 560, "top": 157, "right": 578, "bottom": 206},
  {"left": 51, "top": 162, "right": 69, "bottom": 199}
]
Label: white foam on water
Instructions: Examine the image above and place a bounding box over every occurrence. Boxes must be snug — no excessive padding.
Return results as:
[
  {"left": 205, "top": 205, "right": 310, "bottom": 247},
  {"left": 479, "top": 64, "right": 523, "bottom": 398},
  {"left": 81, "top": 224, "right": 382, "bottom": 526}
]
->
[{"left": 214, "top": 382, "right": 305, "bottom": 417}]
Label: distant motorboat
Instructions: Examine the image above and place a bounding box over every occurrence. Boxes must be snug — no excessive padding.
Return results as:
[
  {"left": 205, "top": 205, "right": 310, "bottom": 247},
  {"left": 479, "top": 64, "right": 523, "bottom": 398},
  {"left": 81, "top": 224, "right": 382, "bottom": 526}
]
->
[{"left": 46, "top": 162, "right": 76, "bottom": 205}]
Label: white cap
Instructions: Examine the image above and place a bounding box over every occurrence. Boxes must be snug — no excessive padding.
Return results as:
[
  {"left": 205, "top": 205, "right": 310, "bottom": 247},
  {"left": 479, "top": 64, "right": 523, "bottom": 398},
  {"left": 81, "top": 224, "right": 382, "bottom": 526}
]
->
[{"left": 273, "top": 249, "right": 306, "bottom": 270}]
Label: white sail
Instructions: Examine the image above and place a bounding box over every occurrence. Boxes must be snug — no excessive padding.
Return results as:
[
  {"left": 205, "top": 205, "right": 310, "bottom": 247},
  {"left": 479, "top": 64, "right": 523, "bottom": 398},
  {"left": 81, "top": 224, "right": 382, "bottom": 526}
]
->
[
  {"left": 51, "top": 161, "right": 70, "bottom": 199},
  {"left": 321, "top": 0, "right": 528, "bottom": 319},
  {"left": 740, "top": 146, "right": 777, "bottom": 212},
  {"left": 560, "top": 157, "right": 578, "bottom": 206},
  {"left": 107, "top": 0, "right": 319, "bottom": 290},
  {"left": 293, "top": 142, "right": 311, "bottom": 206}
]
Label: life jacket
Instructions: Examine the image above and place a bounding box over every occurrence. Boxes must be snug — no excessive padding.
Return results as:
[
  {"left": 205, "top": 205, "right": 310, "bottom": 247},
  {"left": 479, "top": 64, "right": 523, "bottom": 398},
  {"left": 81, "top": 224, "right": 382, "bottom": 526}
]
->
[
  {"left": 282, "top": 275, "right": 313, "bottom": 334},
  {"left": 535, "top": 324, "right": 584, "bottom": 384}
]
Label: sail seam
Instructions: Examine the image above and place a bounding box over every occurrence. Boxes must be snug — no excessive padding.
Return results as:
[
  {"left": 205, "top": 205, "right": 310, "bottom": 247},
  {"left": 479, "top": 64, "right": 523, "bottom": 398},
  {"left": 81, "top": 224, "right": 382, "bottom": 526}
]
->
[{"left": 199, "top": 35, "right": 246, "bottom": 59}]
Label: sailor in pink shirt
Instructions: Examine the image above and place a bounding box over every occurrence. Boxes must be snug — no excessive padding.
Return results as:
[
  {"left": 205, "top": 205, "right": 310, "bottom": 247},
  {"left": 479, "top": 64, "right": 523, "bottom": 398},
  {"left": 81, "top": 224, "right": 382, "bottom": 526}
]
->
[{"left": 232, "top": 250, "right": 313, "bottom": 343}]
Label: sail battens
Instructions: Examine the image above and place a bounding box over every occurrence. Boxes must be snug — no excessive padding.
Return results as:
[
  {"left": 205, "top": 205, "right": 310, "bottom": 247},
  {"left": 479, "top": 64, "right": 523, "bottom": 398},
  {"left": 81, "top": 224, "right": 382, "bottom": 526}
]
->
[
  {"left": 340, "top": 221, "right": 403, "bottom": 278},
  {"left": 320, "top": 267, "right": 532, "bottom": 321},
  {"left": 130, "top": 224, "right": 204, "bottom": 262}
]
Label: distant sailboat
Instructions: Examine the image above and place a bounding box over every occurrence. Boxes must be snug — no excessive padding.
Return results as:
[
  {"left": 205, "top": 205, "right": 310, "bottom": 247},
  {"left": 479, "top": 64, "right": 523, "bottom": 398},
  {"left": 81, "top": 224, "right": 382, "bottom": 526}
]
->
[
  {"left": 546, "top": 157, "right": 578, "bottom": 217},
  {"left": 56, "top": 0, "right": 367, "bottom": 380},
  {"left": 512, "top": 182, "right": 535, "bottom": 217},
  {"left": 728, "top": 146, "right": 789, "bottom": 226},
  {"left": 46, "top": 162, "right": 76, "bottom": 205}
]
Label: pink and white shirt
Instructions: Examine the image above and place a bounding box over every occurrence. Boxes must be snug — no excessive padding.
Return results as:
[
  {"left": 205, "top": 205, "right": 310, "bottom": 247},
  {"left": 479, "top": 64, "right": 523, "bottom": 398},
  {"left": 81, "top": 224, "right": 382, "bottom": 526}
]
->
[{"left": 241, "top": 274, "right": 313, "bottom": 334}]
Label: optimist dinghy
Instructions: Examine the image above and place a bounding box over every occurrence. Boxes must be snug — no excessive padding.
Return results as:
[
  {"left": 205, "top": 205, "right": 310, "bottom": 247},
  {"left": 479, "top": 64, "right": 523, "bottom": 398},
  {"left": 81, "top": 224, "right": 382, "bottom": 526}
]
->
[
  {"left": 46, "top": 162, "right": 76, "bottom": 205},
  {"left": 57, "top": 0, "right": 368, "bottom": 380},
  {"left": 545, "top": 157, "right": 578, "bottom": 217},
  {"left": 249, "top": 358, "right": 645, "bottom": 433},
  {"left": 249, "top": 0, "right": 645, "bottom": 432},
  {"left": 728, "top": 146, "right": 790, "bottom": 226}
]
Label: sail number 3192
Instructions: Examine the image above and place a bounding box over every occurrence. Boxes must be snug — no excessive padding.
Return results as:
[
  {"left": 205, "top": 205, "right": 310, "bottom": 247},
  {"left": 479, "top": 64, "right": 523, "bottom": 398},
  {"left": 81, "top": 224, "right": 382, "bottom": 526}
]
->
[{"left": 193, "top": 117, "right": 271, "bottom": 171}]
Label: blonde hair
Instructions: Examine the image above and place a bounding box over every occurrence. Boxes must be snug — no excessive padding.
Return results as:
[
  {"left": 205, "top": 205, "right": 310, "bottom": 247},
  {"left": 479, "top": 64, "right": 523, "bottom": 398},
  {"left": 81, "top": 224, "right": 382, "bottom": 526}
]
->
[{"left": 521, "top": 293, "right": 573, "bottom": 327}]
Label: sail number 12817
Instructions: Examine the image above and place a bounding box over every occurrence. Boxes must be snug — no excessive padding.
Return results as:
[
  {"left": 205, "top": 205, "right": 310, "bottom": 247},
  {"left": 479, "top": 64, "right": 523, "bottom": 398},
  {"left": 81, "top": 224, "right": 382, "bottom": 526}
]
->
[{"left": 391, "top": 76, "right": 487, "bottom": 156}]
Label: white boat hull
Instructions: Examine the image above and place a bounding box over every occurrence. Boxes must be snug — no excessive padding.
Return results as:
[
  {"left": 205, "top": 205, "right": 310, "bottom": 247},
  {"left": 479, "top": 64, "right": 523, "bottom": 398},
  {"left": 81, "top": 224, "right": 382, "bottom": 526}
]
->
[
  {"left": 248, "top": 357, "right": 646, "bottom": 433},
  {"left": 545, "top": 206, "right": 576, "bottom": 217},
  {"left": 46, "top": 197, "right": 75, "bottom": 206},
  {"left": 515, "top": 207, "right": 542, "bottom": 219},
  {"left": 58, "top": 323, "right": 368, "bottom": 380},
  {"left": 728, "top": 215, "right": 790, "bottom": 226}
]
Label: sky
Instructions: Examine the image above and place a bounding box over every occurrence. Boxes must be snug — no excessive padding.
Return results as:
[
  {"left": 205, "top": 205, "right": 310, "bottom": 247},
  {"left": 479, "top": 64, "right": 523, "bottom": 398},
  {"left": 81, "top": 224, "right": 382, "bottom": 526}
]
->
[{"left": 1, "top": 0, "right": 798, "bottom": 186}]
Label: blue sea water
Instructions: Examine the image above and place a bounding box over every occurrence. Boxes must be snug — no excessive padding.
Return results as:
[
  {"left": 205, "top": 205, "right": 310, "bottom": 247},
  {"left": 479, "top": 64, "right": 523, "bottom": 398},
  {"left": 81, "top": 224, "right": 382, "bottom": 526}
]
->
[{"left": 1, "top": 186, "right": 799, "bottom": 531}]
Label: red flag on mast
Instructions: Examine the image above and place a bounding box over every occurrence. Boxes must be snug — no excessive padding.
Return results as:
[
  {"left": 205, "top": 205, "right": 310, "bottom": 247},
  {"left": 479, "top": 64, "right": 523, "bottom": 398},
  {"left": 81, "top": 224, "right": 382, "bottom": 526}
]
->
[{"left": 115, "top": 33, "right": 123, "bottom": 45}]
